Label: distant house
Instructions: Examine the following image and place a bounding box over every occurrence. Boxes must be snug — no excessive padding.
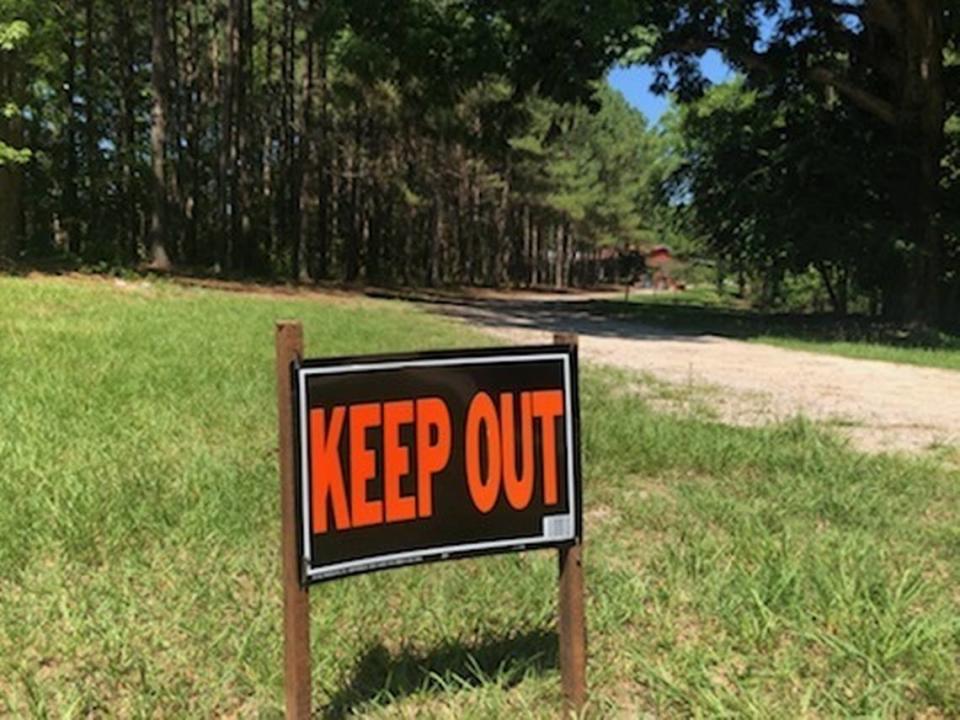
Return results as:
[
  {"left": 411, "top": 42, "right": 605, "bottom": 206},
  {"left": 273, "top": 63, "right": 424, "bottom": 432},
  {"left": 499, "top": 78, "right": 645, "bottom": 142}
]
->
[
  {"left": 646, "top": 245, "right": 673, "bottom": 268},
  {"left": 645, "top": 245, "right": 684, "bottom": 290},
  {"left": 571, "top": 244, "right": 679, "bottom": 288}
]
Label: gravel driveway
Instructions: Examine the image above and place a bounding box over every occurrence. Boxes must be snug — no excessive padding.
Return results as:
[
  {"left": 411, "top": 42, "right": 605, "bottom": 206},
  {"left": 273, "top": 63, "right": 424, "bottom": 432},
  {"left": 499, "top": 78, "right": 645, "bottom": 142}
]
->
[{"left": 424, "top": 292, "right": 960, "bottom": 454}]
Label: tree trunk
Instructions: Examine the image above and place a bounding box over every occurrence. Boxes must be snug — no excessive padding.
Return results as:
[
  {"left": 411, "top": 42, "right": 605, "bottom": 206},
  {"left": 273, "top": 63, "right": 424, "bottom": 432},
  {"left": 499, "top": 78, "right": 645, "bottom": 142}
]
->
[
  {"left": 521, "top": 204, "right": 531, "bottom": 287},
  {"left": 429, "top": 187, "right": 443, "bottom": 287},
  {"left": 234, "top": 0, "right": 253, "bottom": 272},
  {"left": 0, "top": 39, "right": 24, "bottom": 258},
  {"left": 182, "top": 0, "right": 201, "bottom": 265},
  {"left": 63, "top": 27, "right": 81, "bottom": 256},
  {"left": 83, "top": 0, "right": 100, "bottom": 251},
  {"left": 837, "top": 264, "right": 849, "bottom": 317},
  {"left": 222, "top": 0, "right": 240, "bottom": 271},
  {"left": 903, "top": 0, "right": 945, "bottom": 325},
  {"left": 814, "top": 260, "right": 847, "bottom": 316},
  {"left": 210, "top": 2, "right": 225, "bottom": 271},
  {"left": 0, "top": 151, "right": 22, "bottom": 260},
  {"left": 114, "top": 0, "right": 138, "bottom": 262},
  {"left": 367, "top": 117, "right": 381, "bottom": 282},
  {"left": 330, "top": 138, "right": 340, "bottom": 277},
  {"left": 493, "top": 161, "right": 510, "bottom": 286},
  {"left": 315, "top": 32, "right": 329, "bottom": 279},
  {"left": 530, "top": 219, "right": 543, "bottom": 287},
  {"left": 149, "top": 0, "right": 172, "bottom": 270},
  {"left": 344, "top": 122, "right": 360, "bottom": 282},
  {"left": 348, "top": 108, "right": 364, "bottom": 281},
  {"left": 281, "top": 0, "right": 296, "bottom": 276},
  {"left": 167, "top": 0, "right": 185, "bottom": 262},
  {"left": 470, "top": 177, "right": 481, "bottom": 283},
  {"left": 554, "top": 223, "right": 563, "bottom": 289},
  {"left": 295, "top": 23, "right": 314, "bottom": 284},
  {"left": 456, "top": 144, "right": 468, "bottom": 282}
]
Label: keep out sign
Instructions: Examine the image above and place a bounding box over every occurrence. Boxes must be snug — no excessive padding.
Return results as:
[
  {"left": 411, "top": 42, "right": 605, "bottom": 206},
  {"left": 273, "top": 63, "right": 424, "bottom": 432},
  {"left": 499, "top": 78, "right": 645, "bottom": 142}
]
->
[{"left": 293, "top": 345, "right": 582, "bottom": 584}]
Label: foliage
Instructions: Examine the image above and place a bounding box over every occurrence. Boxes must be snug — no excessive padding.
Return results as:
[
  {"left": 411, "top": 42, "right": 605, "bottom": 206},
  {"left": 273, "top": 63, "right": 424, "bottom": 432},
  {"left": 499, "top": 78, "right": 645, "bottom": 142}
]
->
[
  {"left": 638, "top": 0, "right": 960, "bottom": 326},
  {"left": 0, "top": 18, "right": 28, "bottom": 51},
  {"left": 0, "top": 142, "right": 30, "bottom": 166},
  {"left": 666, "top": 78, "right": 901, "bottom": 315},
  {"left": 512, "top": 85, "right": 661, "bottom": 248},
  {"left": 0, "top": 15, "right": 28, "bottom": 170},
  {"left": 0, "top": 0, "right": 666, "bottom": 288}
]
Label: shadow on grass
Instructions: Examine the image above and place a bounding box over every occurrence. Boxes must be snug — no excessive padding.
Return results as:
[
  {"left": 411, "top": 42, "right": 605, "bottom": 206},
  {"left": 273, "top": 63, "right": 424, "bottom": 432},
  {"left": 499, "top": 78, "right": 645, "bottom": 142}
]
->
[
  {"left": 320, "top": 627, "right": 557, "bottom": 718},
  {"left": 597, "top": 298, "right": 960, "bottom": 348}
]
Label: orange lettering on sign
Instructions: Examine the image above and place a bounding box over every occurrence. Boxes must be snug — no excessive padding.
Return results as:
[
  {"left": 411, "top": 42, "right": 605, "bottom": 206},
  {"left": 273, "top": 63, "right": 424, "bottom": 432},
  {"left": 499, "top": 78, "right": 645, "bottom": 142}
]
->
[
  {"left": 415, "top": 397, "right": 451, "bottom": 517},
  {"left": 465, "top": 389, "right": 566, "bottom": 512},
  {"left": 465, "top": 391, "right": 502, "bottom": 513},
  {"left": 310, "top": 388, "right": 562, "bottom": 530},
  {"left": 532, "top": 389, "right": 564, "bottom": 505},
  {"left": 310, "top": 407, "right": 351, "bottom": 533},
  {"left": 383, "top": 400, "right": 416, "bottom": 523},
  {"left": 500, "top": 391, "right": 534, "bottom": 510},
  {"left": 349, "top": 402, "right": 383, "bottom": 527}
]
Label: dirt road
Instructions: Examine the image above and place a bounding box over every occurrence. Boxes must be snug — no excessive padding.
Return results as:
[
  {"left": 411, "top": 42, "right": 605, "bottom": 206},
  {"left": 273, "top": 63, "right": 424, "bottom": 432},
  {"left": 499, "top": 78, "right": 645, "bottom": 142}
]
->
[{"left": 424, "top": 292, "right": 960, "bottom": 454}]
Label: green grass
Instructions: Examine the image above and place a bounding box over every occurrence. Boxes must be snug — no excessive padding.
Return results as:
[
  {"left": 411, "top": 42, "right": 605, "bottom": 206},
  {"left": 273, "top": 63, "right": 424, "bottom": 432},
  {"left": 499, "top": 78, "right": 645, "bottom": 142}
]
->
[
  {"left": 1, "top": 276, "right": 958, "bottom": 717},
  {"left": 600, "top": 289, "right": 960, "bottom": 371},
  {"left": 754, "top": 335, "right": 960, "bottom": 370}
]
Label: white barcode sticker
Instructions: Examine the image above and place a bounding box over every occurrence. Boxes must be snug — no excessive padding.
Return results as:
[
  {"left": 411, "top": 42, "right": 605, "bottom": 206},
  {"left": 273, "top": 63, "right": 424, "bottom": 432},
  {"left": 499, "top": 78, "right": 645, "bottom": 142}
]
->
[{"left": 543, "top": 514, "right": 574, "bottom": 541}]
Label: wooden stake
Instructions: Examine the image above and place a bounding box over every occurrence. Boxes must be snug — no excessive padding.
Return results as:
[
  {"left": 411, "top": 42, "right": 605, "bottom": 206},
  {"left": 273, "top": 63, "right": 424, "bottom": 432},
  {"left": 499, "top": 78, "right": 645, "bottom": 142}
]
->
[
  {"left": 554, "top": 332, "right": 586, "bottom": 717},
  {"left": 276, "top": 321, "right": 311, "bottom": 719}
]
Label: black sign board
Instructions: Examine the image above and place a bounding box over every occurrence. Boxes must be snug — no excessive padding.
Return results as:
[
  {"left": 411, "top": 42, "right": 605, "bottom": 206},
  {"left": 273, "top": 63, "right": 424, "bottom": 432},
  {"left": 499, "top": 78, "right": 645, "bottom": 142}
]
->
[{"left": 292, "top": 345, "right": 582, "bottom": 584}]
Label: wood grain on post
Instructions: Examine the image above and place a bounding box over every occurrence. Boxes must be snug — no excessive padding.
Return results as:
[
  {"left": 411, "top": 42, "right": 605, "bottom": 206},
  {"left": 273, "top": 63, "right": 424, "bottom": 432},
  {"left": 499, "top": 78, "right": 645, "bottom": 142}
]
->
[
  {"left": 554, "top": 332, "right": 586, "bottom": 717},
  {"left": 275, "top": 321, "right": 311, "bottom": 719}
]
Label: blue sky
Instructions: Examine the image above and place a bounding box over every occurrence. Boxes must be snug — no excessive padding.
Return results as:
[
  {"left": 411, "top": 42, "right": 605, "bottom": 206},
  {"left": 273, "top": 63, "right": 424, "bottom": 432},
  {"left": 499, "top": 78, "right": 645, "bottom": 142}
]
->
[
  {"left": 610, "top": 7, "right": 791, "bottom": 125},
  {"left": 607, "top": 50, "right": 734, "bottom": 126}
]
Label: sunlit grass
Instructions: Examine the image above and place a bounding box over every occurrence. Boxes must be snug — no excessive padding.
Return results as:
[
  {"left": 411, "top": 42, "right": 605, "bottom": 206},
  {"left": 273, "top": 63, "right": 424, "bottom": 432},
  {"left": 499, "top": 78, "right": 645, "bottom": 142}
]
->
[
  {"left": 1, "top": 276, "right": 957, "bottom": 717},
  {"left": 756, "top": 335, "right": 960, "bottom": 371}
]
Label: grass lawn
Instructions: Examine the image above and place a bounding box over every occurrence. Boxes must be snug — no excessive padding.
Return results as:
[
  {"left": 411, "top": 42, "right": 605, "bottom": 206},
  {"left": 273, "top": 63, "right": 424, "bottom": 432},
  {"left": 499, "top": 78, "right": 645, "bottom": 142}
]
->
[
  {"left": 603, "top": 288, "right": 960, "bottom": 371},
  {"left": 754, "top": 335, "right": 960, "bottom": 370},
  {"left": 1, "top": 275, "right": 958, "bottom": 717}
]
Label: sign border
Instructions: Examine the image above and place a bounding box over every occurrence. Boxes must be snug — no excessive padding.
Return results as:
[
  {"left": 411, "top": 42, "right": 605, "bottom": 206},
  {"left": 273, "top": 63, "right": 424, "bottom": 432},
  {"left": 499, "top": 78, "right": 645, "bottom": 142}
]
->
[{"left": 292, "top": 344, "right": 582, "bottom": 585}]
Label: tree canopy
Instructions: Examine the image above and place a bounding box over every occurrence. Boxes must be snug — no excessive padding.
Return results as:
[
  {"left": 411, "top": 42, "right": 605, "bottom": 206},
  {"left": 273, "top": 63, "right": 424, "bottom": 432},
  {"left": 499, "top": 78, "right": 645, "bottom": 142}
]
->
[
  {"left": 0, "top": 0, "right": 957, "bottom": 326},
  {"left": 0, "top": 0, "right": 660, "bottom": 288},
  {"left": 642, "top": 0, "right": 959, "bottom": 323}
]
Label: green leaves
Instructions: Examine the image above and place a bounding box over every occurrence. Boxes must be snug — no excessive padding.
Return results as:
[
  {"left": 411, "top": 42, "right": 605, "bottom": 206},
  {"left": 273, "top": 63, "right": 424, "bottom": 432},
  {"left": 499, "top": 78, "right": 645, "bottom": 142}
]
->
[
  {"left": 0, "top": 22, "right": 32, "bottom": 167},
  {"left": 0, "top": 141, "right": 31, "bottom": 166},
  {"left": 0, "top": 19, "right": 29, "bottom": 51},
  {"left": 510, "top": 84, "right": 664, "bottom": 248}
]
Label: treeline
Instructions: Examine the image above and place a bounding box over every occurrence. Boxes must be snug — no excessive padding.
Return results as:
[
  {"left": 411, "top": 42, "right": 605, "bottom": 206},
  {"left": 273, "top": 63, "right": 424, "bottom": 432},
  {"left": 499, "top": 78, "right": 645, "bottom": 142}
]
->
[
  {"left": 646, "top": 0, "right": 959, "bottom": 327},
  {"left": 0, "top": 0, "right": 657, "bottom": 288},
  {"left": 2, "top": 0, "right": 958, "bottom": 327}
]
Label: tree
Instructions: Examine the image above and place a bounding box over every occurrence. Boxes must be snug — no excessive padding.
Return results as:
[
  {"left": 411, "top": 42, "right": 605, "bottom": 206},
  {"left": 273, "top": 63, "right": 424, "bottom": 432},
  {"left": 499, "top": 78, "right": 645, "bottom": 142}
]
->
[
  {"left": 668, "top": 79, "right": 896, "bottom": 314},
  {"left": 148, "top": 0, "right": 172, "bottom": 270},
  {"left": 509, "top": 84, "right": 664, "bottom": 287},
  {"left": 3, "top": 0, "right": 668, "bottom": 290},
  {"left": 0, "top": 16, "right": 31, "bottom": 258},
  {"left": 641, "top": 0, "right": 959, "bottom": 324}
]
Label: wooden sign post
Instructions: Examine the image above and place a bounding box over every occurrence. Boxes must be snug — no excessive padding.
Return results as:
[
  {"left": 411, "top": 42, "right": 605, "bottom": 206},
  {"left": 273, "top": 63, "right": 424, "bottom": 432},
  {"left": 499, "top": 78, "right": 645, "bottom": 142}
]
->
[
  {"left": 275, "top": 321, "right": 586, "bottom": 718},
  {"left": 555, "top": 332, "right": 586, "bottom": 717},
  {"left": 275, "top": 321, "right": 311, "bottom": 719}
]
